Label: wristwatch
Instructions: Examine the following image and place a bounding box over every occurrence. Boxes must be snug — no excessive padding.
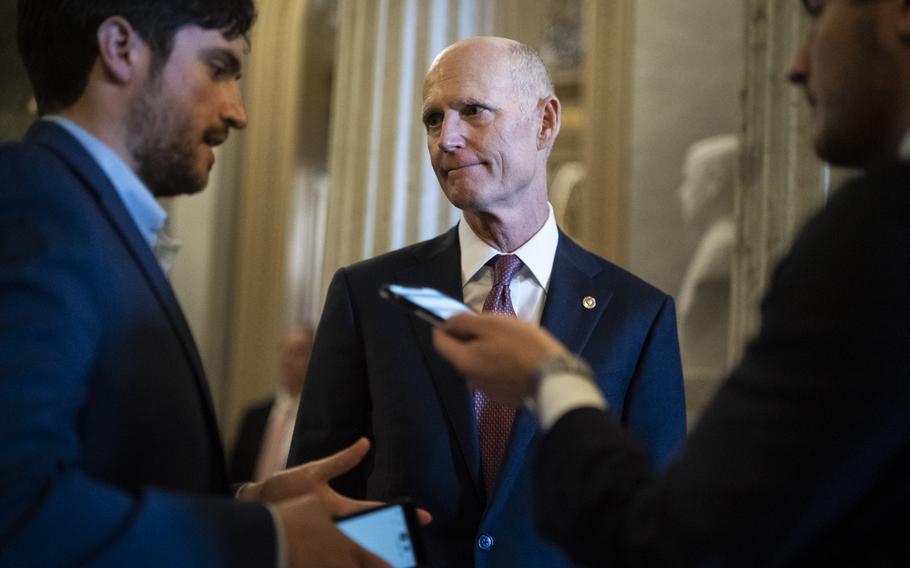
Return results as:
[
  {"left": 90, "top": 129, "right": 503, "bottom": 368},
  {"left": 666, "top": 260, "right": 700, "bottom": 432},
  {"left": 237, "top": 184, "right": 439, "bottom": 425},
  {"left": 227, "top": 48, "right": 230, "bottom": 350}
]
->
[{"left": 525, "top": 352, "right": 595, "bottom": 410}]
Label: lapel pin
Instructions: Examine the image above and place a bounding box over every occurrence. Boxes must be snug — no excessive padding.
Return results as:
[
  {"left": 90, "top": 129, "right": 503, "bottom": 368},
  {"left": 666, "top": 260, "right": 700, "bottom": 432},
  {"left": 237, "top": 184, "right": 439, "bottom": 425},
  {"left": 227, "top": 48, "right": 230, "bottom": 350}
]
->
[{"left": 582, "top": 296, "right": 596, "bottom": 310}]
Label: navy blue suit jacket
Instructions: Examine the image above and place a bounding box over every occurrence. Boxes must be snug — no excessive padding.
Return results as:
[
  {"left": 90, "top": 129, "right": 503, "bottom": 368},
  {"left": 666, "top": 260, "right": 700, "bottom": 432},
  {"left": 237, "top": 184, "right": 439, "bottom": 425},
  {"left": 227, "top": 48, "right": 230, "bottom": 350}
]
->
[
  {"left": 535, "top": 164, "right": 910, "bottom": 566},
  {"left": 288, "top": 226, "right": 686, "bottom": 567},
  {"left": 0, "top": 122, "right": 274, "bottom": 565}
]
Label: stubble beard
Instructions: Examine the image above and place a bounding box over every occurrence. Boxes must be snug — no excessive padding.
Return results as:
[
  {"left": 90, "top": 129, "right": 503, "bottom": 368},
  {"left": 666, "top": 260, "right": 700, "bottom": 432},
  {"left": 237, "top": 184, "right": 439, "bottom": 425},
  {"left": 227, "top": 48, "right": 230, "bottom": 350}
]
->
[
  {"left": 125, "top": 75, "right": 207, "bottom": 198},
  {"left": 813, "top": 16, "right": 900, "bottom": 167}
]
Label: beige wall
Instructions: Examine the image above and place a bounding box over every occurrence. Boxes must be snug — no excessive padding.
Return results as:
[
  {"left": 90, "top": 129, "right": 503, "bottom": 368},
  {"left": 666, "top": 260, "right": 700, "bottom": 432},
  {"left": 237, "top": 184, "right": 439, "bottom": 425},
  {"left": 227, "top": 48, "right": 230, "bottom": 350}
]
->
[{"left": 626, "top": 0, "right": 745, "bottom": 296}]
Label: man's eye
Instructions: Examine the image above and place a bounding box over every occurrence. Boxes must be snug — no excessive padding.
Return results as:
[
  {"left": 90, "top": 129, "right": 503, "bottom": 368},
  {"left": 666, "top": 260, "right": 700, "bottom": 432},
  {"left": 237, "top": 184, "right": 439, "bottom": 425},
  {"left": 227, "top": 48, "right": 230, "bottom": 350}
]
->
[
  {"left": 463, "top": 104, "right": 483, "bottom": 116},
  {"left": 210, "top": 64, "right": 228, "bottom": 79},
  {"left": 424, "top": 113, "right": 442, "bottom": 128}
]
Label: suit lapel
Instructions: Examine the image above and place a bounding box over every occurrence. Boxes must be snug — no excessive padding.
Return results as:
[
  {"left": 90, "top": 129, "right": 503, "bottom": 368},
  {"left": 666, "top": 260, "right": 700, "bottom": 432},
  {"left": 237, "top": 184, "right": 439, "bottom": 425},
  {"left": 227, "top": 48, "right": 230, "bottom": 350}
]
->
[
  {"left": 397, "top": 227, "right": 483, "bottom": 499},
  {"left": 539, "top": 230, "right": 612, "bottom": 352},
  {"left": 27, "top": 122, "right": 228, "bottom": 483},
  {"left": 492, "top": 230, "right": 612, "bottom": 507}
]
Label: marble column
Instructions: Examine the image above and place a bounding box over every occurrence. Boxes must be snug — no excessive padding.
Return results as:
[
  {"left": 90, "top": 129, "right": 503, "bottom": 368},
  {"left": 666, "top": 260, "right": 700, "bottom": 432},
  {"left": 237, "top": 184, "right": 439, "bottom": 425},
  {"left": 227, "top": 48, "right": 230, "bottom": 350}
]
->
[
  {"left": 319, "top": 0, "right": 495, "bottom": 297},
  {"left": 577, "top": 0, "right": 634, "bottom": 265},
  {"left": 729, "top": 1, "right": 829, "bottom": 362}
]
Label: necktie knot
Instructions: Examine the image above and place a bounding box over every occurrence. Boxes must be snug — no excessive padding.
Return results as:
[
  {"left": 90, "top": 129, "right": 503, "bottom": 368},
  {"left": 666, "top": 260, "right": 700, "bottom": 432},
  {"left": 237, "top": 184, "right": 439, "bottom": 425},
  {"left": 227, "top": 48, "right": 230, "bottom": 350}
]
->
[{"left": 490, "top": 254, "right": 523, "bottom": 287}]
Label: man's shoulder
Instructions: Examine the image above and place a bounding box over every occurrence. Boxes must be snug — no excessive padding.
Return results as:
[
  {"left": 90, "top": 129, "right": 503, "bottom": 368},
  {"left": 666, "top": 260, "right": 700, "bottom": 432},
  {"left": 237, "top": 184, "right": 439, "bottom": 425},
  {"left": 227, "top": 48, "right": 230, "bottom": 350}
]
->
[
  {"left": 556, "top": 229, "right": 670, "bottom": 302},
  {"left": 795, "top": 163, "right": 910, "bottom": 250},
  {"left": 340, "top": 227, "right": 459, "bottom": 278},
  {"left": 0, "top": 136, "right": 62, "bottom": 176},
  {"left": 0, "top": 135, "right": 93, "bottom": 212}
]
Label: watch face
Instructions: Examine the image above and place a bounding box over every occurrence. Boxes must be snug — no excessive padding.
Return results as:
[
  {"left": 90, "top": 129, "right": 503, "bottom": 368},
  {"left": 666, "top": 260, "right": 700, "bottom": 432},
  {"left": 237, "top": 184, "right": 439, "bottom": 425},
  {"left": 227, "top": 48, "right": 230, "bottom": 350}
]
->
[{"left": 541, "top": 353, "right": 593, "bottom": 377}]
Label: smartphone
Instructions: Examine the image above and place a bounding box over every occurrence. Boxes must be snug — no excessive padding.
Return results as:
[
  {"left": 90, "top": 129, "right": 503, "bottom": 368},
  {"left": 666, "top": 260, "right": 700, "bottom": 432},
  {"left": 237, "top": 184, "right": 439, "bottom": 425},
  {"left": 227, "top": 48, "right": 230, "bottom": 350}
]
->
[
  {"left": 379, "top": 283, "right": 473, "bottom": 325},
  {"left": 335, "top": 502, "right": 426, "bottom": 567}
]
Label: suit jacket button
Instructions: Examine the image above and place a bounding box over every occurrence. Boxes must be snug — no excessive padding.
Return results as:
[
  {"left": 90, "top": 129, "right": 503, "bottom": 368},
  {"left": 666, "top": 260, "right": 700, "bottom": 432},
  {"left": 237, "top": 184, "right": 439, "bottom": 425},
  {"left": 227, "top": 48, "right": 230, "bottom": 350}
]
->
[{"left": 477, "top": 534, "right": 494, "bottom": 551}]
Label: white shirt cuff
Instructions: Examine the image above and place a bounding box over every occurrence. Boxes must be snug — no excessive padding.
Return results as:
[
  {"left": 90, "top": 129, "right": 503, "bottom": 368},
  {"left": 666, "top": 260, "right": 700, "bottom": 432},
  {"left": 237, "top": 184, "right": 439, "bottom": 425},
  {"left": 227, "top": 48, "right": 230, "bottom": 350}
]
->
[{"left": 533, "top": 371, "right": 607, "bottom": 430}]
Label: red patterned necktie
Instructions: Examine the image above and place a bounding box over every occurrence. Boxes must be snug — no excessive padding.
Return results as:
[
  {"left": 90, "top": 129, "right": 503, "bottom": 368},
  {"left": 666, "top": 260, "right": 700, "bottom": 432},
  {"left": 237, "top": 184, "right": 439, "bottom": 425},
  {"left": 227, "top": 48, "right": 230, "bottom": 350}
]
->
[{"left": 474, "top": 254, "right": 523, "bottom": 499}]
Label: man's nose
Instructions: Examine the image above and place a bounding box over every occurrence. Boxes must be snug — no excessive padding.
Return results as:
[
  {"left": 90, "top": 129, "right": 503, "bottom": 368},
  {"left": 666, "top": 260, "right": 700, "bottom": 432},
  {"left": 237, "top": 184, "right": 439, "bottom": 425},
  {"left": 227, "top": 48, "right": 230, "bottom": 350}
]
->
[
  {"left": 223, "top": 84, "right": 248, "bottom": 130},
  {"left": 437, "top": 114, "right": 465, "bottom": 152}
]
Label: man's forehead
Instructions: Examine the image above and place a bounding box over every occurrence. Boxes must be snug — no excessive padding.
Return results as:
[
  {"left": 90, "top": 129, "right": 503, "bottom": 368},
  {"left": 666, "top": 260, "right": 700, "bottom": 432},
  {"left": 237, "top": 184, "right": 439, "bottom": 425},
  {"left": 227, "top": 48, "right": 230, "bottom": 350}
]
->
[
  {"left": 173, "top": 24, "right": 249, "bottom": 57},
  {"left": 423, "top": 54, "right": 512, "bottom": 104}
]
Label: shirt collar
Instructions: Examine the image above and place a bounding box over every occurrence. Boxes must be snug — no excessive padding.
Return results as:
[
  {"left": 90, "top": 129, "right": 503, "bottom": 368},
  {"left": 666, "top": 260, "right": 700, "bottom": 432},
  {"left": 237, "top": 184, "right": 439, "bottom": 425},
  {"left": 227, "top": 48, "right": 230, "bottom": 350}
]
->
[
  {"left": 43, "top": 116, "right": 167, "bottom": 250},
  {"left": 459, "top": 203, "right": 559, "bottom": 290}
]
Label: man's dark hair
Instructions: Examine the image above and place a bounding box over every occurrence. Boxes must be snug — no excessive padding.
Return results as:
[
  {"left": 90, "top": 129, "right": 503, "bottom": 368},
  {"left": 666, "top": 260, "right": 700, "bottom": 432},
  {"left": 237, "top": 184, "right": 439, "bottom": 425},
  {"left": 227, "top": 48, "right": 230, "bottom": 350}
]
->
[{"left": 16, "top": 0, "right": 256, "bottom": 114}]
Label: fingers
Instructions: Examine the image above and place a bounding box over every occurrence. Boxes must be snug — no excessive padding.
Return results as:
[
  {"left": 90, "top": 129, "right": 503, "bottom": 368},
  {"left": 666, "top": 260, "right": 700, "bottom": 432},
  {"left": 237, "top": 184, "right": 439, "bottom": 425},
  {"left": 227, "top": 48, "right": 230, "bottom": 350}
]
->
[
  {"left": 255, "top": 438, "right": 371, "bottom": 503},
  {"left": 329, "top": 497, "right": 433, "bottom": 526},
  {"left": 235, "top": 481, "right": 260, "bottom": 502},
  {"left": 306, "top": 437, "right": 371, "bottom": 482},
  {"left": 432, "top": 327, "right": 470, "bottom": 372},
  {"left": 415, "top": 507, "right": 433, "bottom": 525},
  {"left": 439, "top": 311, "right": 483, "bottom": 338}
]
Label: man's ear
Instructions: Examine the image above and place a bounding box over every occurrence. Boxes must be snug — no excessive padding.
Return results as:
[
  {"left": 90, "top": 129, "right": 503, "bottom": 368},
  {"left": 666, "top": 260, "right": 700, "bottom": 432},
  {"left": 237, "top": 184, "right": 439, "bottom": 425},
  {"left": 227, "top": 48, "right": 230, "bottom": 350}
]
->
[
  {"left": 537, "top": 95, "right": 562, "bottom": 152},
  {"left": 96, "top": 16, "right": 147, "bottom": 84}
]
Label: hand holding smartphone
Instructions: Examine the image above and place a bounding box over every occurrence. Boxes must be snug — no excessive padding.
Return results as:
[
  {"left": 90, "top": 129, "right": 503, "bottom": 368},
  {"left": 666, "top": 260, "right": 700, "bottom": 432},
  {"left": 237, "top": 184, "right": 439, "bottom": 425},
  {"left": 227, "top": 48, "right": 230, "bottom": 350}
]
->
[
  {"left": 335, "top": 502, "right": 426, "bottom": 567},
  {"left": 379, "top": 283, "right": 473, "bottom": 325}
]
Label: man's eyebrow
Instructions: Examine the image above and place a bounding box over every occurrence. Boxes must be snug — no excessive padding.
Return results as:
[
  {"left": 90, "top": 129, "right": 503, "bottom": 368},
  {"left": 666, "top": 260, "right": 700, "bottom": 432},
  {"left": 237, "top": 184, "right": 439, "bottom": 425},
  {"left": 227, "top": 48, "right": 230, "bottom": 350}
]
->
[
  {"left": 456, "top": 97, "right": 488, "bottom": 108},
  {"left": 421, "top": 98, "right": 499, "bottom": 120}
]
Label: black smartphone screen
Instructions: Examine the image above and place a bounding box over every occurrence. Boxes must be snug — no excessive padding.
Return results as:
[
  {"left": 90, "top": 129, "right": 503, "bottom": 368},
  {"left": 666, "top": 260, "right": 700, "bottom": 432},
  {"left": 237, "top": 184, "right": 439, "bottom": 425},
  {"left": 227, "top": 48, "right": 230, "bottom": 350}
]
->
[{"left": 379, "top": 283, "right": 473, "bottom": 325}]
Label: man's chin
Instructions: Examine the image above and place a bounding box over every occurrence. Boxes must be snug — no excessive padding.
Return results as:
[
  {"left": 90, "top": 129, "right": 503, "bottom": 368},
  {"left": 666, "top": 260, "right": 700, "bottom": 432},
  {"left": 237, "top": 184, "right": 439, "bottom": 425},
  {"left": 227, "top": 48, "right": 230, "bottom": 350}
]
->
[
  {"left": 147, "top": 175, "right": 208, "bottom": 198},
  {"left": 814, "top": 133, "right": 883, "bottom": 169},
  {"left": 443, "top": 183, "right": 487, "bottom": 210}
]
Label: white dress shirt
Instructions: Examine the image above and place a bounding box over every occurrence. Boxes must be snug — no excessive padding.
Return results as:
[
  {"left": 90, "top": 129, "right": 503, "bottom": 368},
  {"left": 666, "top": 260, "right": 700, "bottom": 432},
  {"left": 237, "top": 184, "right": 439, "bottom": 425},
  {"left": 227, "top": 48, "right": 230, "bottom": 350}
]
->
[{"left": 459, "top": 203, "right": 558, "bottom": 322}]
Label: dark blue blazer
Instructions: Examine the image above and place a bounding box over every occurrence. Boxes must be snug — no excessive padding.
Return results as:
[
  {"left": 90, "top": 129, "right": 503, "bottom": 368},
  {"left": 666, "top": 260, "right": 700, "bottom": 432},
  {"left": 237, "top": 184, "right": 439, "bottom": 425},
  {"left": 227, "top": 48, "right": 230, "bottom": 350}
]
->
[
  {"left": 0, "top": 122, "right": 273, "bottom": 565},
  {"left": 288, "top": 226, "right": 686, "bottom": 567},
  {"left": 534, "top": 164, "right": 910, "bottom": 566}
]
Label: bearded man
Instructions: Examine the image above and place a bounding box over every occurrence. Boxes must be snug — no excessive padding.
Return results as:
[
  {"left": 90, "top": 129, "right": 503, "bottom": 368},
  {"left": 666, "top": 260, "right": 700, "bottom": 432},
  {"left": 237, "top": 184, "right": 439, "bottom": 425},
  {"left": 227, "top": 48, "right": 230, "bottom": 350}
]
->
[{"left": 0, "top": 1, "right": 392, "bottom": 565}]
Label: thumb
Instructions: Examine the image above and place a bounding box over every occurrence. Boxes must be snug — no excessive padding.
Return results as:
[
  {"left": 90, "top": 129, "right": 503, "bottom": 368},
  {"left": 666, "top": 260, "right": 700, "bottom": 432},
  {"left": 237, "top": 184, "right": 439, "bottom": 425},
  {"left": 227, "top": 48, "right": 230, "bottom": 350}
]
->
[
  {"left": 440, "top": 311, "right": 482, "bottom": 339},
  {"left": 432, "top": 327, "right": 472, "bottom": 373}
]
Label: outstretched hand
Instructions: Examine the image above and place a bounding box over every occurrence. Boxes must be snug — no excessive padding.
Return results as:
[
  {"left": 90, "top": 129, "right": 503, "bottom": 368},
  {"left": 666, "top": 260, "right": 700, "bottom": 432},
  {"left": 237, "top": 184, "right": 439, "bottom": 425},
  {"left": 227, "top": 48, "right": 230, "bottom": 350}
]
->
[
  {"left": 276, "top": 494, "right": 392, "bottom": 568},
  {"left": 241, "top": 439, "right": 432, "bottom": 567},
  {"left": 433, "top": 312, "right": 567, "bottom": 406},
  {"left": 239, "top": 438, "right": 431, "bottom": 523}
]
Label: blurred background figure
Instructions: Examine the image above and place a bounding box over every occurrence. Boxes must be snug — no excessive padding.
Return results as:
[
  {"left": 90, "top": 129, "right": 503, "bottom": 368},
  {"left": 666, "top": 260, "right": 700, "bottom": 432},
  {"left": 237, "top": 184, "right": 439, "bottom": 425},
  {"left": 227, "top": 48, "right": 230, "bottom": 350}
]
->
[
  {"left": 676, "top": 134, "right": 739, "bottom": 422},
  {"left": 230, "top": 325, "right": 315, "bottom": 483}
]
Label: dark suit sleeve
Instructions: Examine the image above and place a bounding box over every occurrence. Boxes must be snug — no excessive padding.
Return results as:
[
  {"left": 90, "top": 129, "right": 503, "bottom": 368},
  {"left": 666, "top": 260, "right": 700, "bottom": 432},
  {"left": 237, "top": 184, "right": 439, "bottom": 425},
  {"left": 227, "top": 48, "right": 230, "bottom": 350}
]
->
[
  {"left": 0, "top": 150, "right": 275, "bottom": 565},
  {"left": 621, "top": 295, "right": 687, "bottom": 467},
  {"left": 535, "top": 176, "right": 910, "bottom": 567},
  {"left": 287, "top": 267, "right": 371, "bottom": 497}
]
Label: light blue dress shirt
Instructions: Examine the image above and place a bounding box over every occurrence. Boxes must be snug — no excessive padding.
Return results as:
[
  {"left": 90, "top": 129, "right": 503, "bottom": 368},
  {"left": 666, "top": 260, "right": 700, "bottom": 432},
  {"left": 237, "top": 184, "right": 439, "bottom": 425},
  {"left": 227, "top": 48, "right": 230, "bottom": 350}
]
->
[{"left": 43, "top": 116, "right": 167, "bottom": 250}]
